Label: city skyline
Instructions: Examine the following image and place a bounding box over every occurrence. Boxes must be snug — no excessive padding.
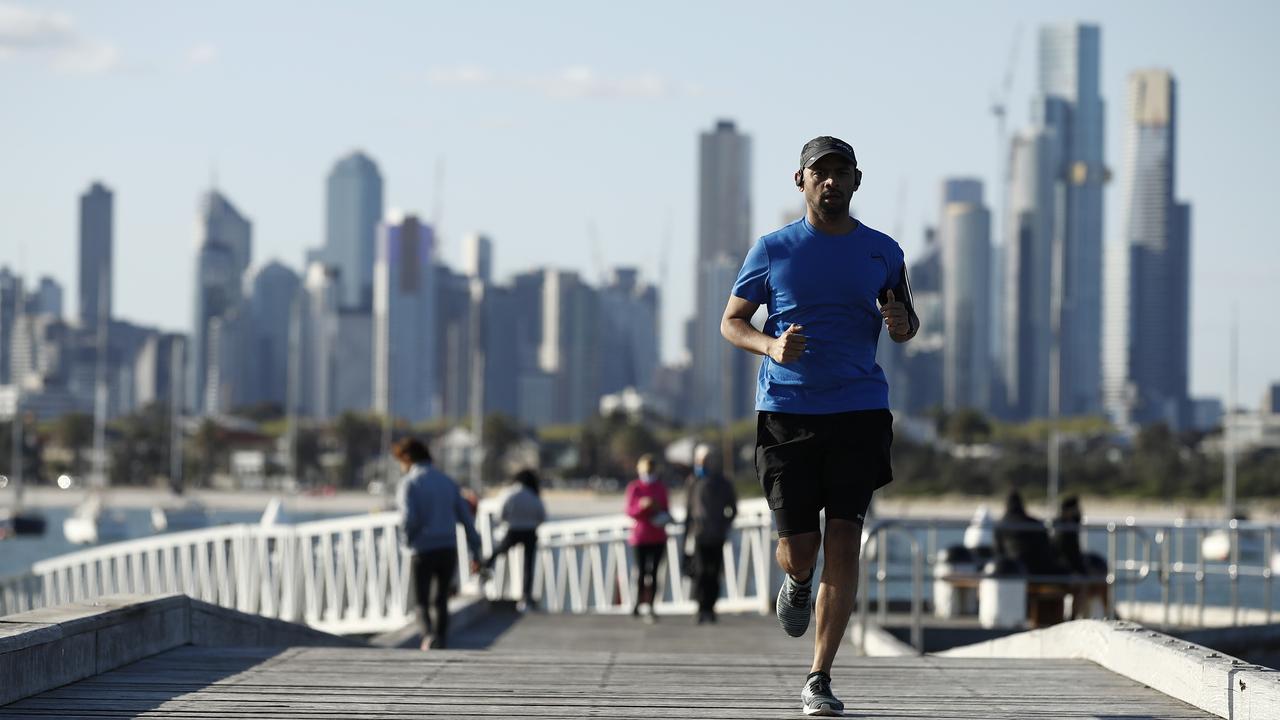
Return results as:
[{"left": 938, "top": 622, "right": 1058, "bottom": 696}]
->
[{"left": 2, "top": 2, "right": 1278, "bottom": 408}]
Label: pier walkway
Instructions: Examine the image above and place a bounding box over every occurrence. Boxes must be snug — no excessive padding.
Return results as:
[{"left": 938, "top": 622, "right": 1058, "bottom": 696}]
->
[{"left": 1, "top": 598, "right": 1236, "bottom": 719}]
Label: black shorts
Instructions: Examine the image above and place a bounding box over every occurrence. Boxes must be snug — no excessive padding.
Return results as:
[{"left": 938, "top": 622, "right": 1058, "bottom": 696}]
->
[{"left": 755, "top": 408, "right": 894, "bottom": 537}]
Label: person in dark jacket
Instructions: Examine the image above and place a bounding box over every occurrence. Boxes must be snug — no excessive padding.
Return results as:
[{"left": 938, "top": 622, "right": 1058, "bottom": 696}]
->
[
  {"left": 684, "top": 444, "right": 739, "bottom": 624},
  {"left": 394, "top": 438, "right": 481, "bottom": 650},
  {"left": 1051, "top": 495, "right": 1087, "bottom": 574},
  {"left": 994, "top": 490, "right": 1062, "bottom": 575}
]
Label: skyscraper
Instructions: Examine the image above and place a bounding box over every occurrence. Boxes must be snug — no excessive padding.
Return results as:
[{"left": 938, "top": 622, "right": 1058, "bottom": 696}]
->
[
  {"left": 79, "top": 182, "right": 113, "bottom": 332},
  {"left": 190, "top": 190, "right": 252, "bottom": 414},
  {"left": 30, "top": 277, "right": 63, "bottom": 319},
  {"left": 333, "top": 310, "right": 373, "bottom": 414},
  {"left": 1105, "top": 70, "right": 1191, "bottom": 429},
  {"left": 1003, "top": 127, "right": 1057, "bottom": 419},
  {"left": 598, "top": 267, "right": 660, "bottom": 397},
  {"left": 247, "top": 261, "right": 301, "bottom": 409},
  {"left": 134, "top": 333, "right": 185, "bottom": 409},
  {"left": 940, "top": 179, "right": 992, "bottom": 411},
  {"left": 539, "top": 269, "right": 600, "bottom": 425},
  {"left": 885, "top": 227, "right": 944, "bottom": 415},
  {"left": 373, "top": 215, "right": 436, "bottom": 423},
  {"left": 1040, "top": 22, "right": 1106, "bottom": 417},
  {"left": 325, "top": 151, "right": 384, "bottom": 310},
  {"left": 435, "top": 264, "right": 475, "bottom": 421},
  {"left": 1004, "top": 23, "right": 1105, "bottom": 420},
  {"left": 510, "top": 270, "right": 551, "bottom": 427},
  {"left": 479, "top": 284, "right": 520, "bottom": 419},
  {"left": 692, "top": 119, "right": 754, "bottom": 424},
  {"left": 299, "top": 262, "right": 339, "bottom": 419},
  {"left": 462, "top": 232, "right": 493, "bottom": 284},
  {"left": 0, "top": 268, "right": 19, "bottom": 384}
]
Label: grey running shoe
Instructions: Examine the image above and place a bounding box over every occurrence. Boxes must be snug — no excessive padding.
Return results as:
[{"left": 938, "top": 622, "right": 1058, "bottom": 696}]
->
[
  {"left": 776, "top": 571, "right": 814, "bottom": 637},
  {"left": 801, "top": 671, "right": 844, "bottom": 716}
]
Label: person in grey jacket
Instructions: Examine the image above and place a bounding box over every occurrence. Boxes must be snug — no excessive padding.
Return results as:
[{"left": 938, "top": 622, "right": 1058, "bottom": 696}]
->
[
  {"left": 684, "top": 443, "right": 738, "bottom": 624},
  {"left": 482, "top": 469, "right": 547, "bottom": 610},
  {"left": 393, "top": 437, "right": 481, "bottom": 650}
]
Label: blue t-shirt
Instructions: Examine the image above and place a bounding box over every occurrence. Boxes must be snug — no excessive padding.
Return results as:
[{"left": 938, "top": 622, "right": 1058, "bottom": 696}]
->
[{"left": 731, "top": 217, "right": 905, "bottom": 414}]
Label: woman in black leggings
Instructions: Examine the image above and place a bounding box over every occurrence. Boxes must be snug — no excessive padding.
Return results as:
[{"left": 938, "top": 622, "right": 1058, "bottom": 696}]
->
[
  {"left": 624, "top": 455, "right": 670, "bottom": 620},
  {"left": 482, "top": 469, "right": 547, "bottom": 610}
]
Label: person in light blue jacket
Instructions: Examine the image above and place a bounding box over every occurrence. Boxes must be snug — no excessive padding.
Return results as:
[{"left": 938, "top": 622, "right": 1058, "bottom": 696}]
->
[{"left": 394, "top": 437, "right": 481, "bottom": 650}]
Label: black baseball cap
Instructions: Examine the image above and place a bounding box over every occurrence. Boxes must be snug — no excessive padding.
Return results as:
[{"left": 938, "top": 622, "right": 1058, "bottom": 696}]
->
[{"left": 800, "top": 136, "right": 857, "bottom": 168}]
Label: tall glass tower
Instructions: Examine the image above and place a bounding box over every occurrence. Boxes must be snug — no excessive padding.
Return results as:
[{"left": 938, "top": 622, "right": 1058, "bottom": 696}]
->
[
  {"left": 373, "top": 215, "right": 436, "bottom": 423},
  {"left": 693, "top": 119, "right": 753, "bottom": 424},
  {"left": 1105, "top": 70, "right": 1190, "bottom": 429},
  {"left": 325, "top": 151, "right": 384, "bottom": 310},
  {"left": 190, "top": 190, "right": 252, "bottom": 414},
  {"left": 1005, "top": 23, "right": 1105, "bottom": 420},
  {"left": 78, "top": 182, "right": 113, "bottom": 332}
]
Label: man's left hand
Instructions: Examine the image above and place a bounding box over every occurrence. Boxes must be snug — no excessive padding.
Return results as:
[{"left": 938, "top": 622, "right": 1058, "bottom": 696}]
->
[{"left": 881, "top": 290, "right": 912, "bottom": 339}]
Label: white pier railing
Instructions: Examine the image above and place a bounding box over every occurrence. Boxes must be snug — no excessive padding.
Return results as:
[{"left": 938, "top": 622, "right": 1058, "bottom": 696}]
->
[{"left": 0, "top": 498, "right": 778, "bottom": 634}]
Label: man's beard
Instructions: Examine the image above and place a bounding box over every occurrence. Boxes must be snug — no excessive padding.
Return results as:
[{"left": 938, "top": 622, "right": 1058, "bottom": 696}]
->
[{"left": 814, "top": 193, "right": 848, "bottom": 220}]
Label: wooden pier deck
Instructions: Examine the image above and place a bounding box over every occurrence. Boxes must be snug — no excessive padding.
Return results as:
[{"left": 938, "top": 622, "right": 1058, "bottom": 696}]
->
[{"left": 1, "top": 612, "right": 1215, "bottom": 719}]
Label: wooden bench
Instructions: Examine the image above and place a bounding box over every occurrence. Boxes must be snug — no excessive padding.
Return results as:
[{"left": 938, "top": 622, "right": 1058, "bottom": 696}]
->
[{"left": 939, "top": 573, "right": 1110, "bottom": 627}]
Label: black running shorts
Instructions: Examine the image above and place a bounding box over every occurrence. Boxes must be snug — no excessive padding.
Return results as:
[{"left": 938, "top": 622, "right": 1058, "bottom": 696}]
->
[{"left": 755, "top": 408, "right": 894, "bottom": 537}]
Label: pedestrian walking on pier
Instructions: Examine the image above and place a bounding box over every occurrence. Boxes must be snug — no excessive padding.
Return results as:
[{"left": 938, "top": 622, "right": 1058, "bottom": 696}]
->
[
  {"left": 625, "top": 454, "right": 670, "bottom": 621},
  {"left": 482, "top": 468, "right": 547, "bottom": 611},
  {"left": 684, "top": 443, "right": 738, "bottom": 624},
  {"left": 721, "top": 136, "right": 918, "bottom": 716},
  {"left": 393, "top": 437, "right": 482, "bottom": 650}
]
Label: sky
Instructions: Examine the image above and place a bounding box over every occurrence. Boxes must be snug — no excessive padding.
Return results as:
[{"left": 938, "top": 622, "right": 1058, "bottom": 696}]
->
[{"left": 1, "top": 1, "right": 1277, "bottom": 409}]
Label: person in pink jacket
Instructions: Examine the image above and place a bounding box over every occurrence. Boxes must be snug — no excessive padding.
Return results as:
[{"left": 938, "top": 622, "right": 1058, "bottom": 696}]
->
[{"left": 624, "top": 454, "right": 670, "bottom": 621}]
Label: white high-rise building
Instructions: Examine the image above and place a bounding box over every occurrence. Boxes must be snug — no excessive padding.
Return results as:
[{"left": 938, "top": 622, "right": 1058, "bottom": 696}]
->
[
  {"left": 462, "top": 232, "right": 493, "bottom": 284},
  {"left": 539, "top": 269, "right": 599, "bottom": 425},
  {"left": 373, "top": 215, "right": 437, "bottom": 423},
  {"left": 940, "top": 179, "right": 992, "bottom": 412}
]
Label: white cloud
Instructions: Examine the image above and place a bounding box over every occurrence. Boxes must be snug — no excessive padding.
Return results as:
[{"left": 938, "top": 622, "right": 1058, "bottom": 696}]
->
[
  {"left": 187, "top": 42, "right": 217, "bottom": 66},
  {"left": 425, "top": 63, "right": 702, "bottom": 101},
  {"left": 426, "top": 64, "right": 494, "bottom": 88},
  {"left": 0, "top": 3, "right": 119, "bottom": 73}
]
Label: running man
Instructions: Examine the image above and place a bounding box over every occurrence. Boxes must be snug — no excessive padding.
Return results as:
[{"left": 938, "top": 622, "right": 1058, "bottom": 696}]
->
[{"left": 720, "top": 136, "right": 917, "bottom": 716}]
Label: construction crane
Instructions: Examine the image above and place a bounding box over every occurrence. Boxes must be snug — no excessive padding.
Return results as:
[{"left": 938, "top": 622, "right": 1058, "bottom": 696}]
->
[{"left": 990, "top": 24, "right": 1022, "bottom": 241}]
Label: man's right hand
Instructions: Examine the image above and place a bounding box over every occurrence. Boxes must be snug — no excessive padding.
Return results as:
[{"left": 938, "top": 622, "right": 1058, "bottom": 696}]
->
[{"left": 768, "top": 324, "right": 806, "bottom": 364}]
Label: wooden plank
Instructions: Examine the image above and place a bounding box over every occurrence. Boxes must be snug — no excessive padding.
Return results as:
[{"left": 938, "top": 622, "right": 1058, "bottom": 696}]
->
[{"left": 0, "top": 615, "right": 1219, "bottom": 719}]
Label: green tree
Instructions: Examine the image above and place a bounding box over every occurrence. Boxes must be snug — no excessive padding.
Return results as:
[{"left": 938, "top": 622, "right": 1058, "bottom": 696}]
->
[
  {"left": 943, "top": 409, "right": 993, "bottom": 444},
  {"left": 191, "top": 418, "right": 228, "bottom": 487},
  {"left": 607, "top": 422, "right": 662, "bottom": 476},
  {"left": 52, "top": 412, "right": 94, "bottom": 476},
  {"left": 109, "top": 403, "right": 169, "bottom": 486},
  {"left": 481, "top": 413, "right": 524, "bottom": 486},
  {"left": 333, "top": 412, "right": 382, "bottom": 488}
]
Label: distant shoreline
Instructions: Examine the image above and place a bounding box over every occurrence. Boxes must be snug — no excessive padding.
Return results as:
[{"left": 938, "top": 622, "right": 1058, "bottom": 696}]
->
[{"left": 4, "top": 486, "right": 1274, "bottom": 523}]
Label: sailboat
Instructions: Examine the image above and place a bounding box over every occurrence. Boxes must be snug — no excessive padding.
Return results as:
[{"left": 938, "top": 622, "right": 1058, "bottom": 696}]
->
[
  {"left": 150, "top": 342, "right": 208, "bottom": 534},
  {"left": 64, "top": 274, "right": 127, "bottom": 545}
]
